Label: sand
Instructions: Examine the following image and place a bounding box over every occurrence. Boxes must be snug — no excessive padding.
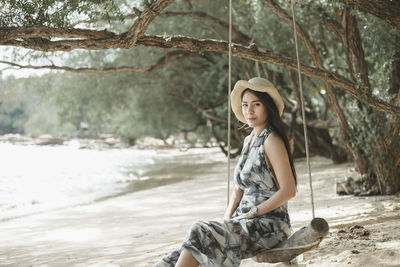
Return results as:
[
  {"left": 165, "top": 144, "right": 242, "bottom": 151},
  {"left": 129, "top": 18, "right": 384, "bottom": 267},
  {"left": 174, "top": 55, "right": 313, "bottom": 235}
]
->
[{"left": 0, "top": 147, "right": 399, "bottom": 267}]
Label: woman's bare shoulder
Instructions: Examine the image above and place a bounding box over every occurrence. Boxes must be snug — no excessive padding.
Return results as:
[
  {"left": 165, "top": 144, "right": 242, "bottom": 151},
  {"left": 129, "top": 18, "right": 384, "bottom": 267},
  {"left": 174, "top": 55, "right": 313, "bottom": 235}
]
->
[{"left": 264, "top": 131, "right": 286, "bottom": 153}]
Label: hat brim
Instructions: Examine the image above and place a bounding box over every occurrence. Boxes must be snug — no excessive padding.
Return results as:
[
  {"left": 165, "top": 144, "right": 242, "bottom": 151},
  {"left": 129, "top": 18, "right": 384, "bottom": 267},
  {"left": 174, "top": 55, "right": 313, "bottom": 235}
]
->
[{"left": 231, "top": 79, "right": 284, "bottom": 123}]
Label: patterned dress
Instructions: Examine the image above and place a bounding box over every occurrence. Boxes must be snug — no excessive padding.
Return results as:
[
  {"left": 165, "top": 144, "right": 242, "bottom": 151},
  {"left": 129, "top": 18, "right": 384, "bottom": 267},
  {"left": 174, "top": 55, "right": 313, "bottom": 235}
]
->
[{"left": 153, "top": 126, "right": 292, "bottom": 267}]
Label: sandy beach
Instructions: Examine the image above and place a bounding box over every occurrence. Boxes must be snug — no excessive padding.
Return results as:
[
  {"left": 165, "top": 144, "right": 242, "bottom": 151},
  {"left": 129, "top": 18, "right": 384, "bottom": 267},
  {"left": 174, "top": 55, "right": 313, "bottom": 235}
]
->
[{"left": 0, "top": 147, "right": 399, "bottom": 267}]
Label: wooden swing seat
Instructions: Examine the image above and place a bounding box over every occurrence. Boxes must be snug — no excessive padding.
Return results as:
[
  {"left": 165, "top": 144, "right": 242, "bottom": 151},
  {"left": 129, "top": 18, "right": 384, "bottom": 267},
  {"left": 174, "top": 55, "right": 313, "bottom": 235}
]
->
[{"left": 253, "top": 217, "right": 329, "bottom": 263}]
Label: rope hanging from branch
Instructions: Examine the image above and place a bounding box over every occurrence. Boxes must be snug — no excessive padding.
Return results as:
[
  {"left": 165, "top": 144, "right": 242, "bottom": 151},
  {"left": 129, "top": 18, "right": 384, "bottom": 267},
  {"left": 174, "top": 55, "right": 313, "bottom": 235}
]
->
[
  {"left": 290, "top": 0, "right": 315, "bottom": 218},
  {"left": 227, "top": 0, "right": 233, "bottom": 206}
]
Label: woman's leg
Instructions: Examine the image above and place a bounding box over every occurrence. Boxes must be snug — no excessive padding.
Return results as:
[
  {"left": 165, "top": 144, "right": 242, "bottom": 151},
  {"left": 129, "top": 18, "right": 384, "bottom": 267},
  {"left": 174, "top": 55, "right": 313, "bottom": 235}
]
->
[{"left": 175, "top": 248, "right": 199, "bottom": 267}]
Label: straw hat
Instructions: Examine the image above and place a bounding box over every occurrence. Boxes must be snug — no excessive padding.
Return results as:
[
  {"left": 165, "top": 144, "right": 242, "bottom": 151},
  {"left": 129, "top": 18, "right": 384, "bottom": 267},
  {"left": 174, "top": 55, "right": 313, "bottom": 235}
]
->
[{"left": 231, "top": 77, "right": 284, "bottom": 123}]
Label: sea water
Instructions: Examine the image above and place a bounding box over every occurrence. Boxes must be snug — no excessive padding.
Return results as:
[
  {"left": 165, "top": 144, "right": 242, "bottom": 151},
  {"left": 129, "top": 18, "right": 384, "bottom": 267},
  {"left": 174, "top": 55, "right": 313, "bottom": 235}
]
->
[{"left": 0, "top": 142, "right": 219, "bottom": 221}]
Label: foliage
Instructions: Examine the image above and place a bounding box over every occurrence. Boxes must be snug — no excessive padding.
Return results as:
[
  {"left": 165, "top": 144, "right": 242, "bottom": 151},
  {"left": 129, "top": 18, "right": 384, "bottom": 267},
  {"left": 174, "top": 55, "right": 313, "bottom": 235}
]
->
[
  {"left": 0, "top": 98, "right": 27, "bottom": 134},
  {"left": 0, "top": 74, "right": 76, "bottom": 136},
  {"left": 0, "top": 0, "right": 125, "bottom": 27},
  {"left": 24, "top": 103, "right": 76, "bottom": 137},
  {"left": 0, "top": 0, "right": 399, "bottom": 192},
  {"left": 0, "top": 76, "right": 35, "bottom": 134}
]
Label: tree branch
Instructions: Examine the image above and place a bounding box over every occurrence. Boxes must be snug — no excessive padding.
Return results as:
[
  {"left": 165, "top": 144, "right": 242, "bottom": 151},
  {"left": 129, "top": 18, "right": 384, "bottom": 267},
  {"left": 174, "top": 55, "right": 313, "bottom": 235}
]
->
[
  {"left": 0, "top": 0, "right": 173, "bottom": 44},
  {"left": 145, "top": 35, "right": 400, "bottom": 116},
  {"left": 71, "top": 11, "right": 139, "bottom": 27},
  {"left": 169, "top": 83, "right": 228, "bottom": 124},
  {"left": 0, "top": 51, "right": 194, "bottom": 73},
  {"left": 1, "top": 31, "right": 399, "bottom": 116},
  {"left": 261, "top": 0, "right": 360, "bottom": 144},
  {"left": 206, "top": 119, "right": 241, "bottom": 158},
  {"left": 72, "top": 10, "right": 251, "bottom": 44},
  {"left": 341, "top": 0, "right": 400, "bottom": 31},
  {"left": 0, "top": 26, "right": 117, "bottom": 41},
  {"left": 262, "top": 0, "right": 374, "bottom": 174},
  {"left": 281, "top": 113, "right": 338, "bottom": 130},
  {"left": 121, "top": 0, "right": 174, "bottom": 48},
  {"left": 160, "top": 11, "right": 251, "bottom": 44}
]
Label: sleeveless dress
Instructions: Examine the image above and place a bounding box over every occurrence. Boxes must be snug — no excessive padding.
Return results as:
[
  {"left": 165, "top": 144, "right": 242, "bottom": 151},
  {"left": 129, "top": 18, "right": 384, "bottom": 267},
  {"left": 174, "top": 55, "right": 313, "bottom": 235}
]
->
[{"left": 154, "top": 126, "right": 292, "bottom": 267}]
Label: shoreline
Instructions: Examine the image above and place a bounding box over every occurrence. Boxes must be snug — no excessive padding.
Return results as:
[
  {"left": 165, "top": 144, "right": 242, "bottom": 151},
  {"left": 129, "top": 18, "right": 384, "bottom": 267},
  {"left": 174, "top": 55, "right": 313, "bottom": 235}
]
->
[{"left": 0, "top": 133, "right": 217, "bottom": 150}]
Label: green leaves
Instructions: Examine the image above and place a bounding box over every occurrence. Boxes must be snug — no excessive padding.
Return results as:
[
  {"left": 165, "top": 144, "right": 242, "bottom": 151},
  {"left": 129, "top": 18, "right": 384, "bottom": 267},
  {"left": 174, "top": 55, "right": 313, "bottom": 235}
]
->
[{"left": 0, "top": 0, "right": 124, "bottom": 27}]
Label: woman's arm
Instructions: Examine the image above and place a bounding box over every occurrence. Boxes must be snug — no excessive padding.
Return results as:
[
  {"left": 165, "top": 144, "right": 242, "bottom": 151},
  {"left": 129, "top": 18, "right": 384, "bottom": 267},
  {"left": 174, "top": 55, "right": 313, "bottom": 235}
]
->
[
  {"left": 238, "top": 132, "right": 296, "bottom": 219},
  {"left": 224, "top": 186, "right": 244, "bottom": 219},
  {"left": 256, "top": 132, "right": 296, "bottom": 217}
]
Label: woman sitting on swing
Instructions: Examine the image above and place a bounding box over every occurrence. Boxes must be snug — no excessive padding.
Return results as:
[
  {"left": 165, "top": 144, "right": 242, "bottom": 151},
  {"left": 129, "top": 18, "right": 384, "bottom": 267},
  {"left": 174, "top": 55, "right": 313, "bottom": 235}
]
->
[{"left": 154, "top": 77, "right": 297, "bottom": 267}]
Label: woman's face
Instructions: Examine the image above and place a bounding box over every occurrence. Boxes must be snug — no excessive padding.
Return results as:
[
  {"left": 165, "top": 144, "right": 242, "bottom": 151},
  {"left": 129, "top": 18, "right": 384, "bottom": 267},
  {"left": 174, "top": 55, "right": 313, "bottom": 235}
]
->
[{"left": 241, "top": 90, "right": 268, "bottom": 129}]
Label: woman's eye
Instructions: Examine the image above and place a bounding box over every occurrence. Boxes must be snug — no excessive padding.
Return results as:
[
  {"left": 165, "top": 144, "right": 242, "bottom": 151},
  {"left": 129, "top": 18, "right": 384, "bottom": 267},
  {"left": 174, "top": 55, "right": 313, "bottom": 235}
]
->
[
  {"left": 242, "top": 104, "right": 247, "bottom": 107},
  {"left": 255, "top": 103, "right": 261, "bottom": 106}
]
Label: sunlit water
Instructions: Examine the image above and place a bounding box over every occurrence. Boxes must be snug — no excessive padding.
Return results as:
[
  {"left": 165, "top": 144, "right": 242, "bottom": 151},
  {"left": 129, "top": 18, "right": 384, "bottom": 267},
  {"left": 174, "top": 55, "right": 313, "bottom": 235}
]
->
[{"left": 0, "top": 143, "right": 222, "bottom": 221}]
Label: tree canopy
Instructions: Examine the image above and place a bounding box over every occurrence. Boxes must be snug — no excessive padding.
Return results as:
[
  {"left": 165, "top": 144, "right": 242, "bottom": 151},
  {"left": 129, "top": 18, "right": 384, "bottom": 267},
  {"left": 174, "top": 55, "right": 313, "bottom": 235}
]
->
[{"left": 0, "top": 0, "right": 399, "bottom": 194}]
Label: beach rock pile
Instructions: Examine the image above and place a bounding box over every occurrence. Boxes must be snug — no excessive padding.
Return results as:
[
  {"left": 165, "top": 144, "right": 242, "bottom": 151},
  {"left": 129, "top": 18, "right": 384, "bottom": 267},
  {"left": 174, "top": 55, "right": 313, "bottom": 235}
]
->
[
  {"left": 335, "top": 175, "right": 380, "bottom": 196},
  {"left": 337, "top": 225, "right": 370, "bottom": 240},
  {"left": 34, "top": 134, "right": 66, "bottom": 145},
  {"left": 0, "top": 133, "right": 66, "bottom": 145},
  {"left": 0, "top": 133, "right": 121, "bottom": 148},
  {"left": 0, "top": 134, "right": 34, "bottom": 144}
]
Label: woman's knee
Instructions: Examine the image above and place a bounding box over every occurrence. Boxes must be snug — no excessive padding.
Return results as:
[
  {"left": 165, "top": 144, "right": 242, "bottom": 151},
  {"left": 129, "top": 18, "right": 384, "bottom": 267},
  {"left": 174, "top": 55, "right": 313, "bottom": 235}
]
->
[{"left": 189, "top": 220, "right": 206, "bottom": 232}]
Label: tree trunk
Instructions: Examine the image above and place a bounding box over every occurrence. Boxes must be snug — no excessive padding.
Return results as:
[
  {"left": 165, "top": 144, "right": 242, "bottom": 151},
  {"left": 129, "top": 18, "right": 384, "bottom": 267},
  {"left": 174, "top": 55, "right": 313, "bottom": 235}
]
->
[
  {"left": 374, "top": 42, "right": 400, "bottom": 194},
  {"left": 337, "top": 8, "right": 372, "bottom": 175},
  {"left": 341, "top": 0, "right": 400, "bottom": 31},
  {"left": 291, "top": 123, "right": 348, "bottom": 163},
  {"left": 262, "top": 0, "right": 357, "bottom": 164},
  {"left": 334, "top": 8, "right": 400, "bottom": 195},
  {"left": 265, "top": 0, "right": 398, "bottom": 194},
  {"left": 341, "top": 8, "right": 371, "bottom": 89}
]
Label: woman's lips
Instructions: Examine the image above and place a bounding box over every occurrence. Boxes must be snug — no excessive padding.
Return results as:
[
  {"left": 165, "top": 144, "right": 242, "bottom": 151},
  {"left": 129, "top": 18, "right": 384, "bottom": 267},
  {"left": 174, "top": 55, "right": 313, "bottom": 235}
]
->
[{"left": 247, "top": 118, "right": 256, "bottom": 121}]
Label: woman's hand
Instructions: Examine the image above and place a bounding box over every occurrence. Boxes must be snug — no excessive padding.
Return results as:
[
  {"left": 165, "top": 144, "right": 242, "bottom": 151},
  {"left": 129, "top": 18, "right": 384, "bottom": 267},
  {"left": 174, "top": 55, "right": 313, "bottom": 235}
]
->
[
  {"left": 224, "top": 186, "right": 244, "bottom": 220},
  {"left": 233, "top": 212, "right": 253, "bottom": 220},
  {"left": 223, "top": 212, "right": 232, "bottom": 220}
]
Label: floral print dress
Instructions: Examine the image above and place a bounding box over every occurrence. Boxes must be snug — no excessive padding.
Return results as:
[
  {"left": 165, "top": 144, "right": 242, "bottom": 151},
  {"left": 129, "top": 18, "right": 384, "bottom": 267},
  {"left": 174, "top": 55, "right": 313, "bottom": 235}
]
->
[{"left": 153, "top": 126, "right": 292, "bottom": 267}]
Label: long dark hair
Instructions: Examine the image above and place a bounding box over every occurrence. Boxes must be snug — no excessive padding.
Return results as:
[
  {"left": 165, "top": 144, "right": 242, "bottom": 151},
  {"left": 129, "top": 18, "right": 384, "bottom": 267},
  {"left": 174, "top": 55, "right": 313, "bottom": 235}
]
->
[{"left": 241, "top": 89, "right": 297, "bottom": 186}]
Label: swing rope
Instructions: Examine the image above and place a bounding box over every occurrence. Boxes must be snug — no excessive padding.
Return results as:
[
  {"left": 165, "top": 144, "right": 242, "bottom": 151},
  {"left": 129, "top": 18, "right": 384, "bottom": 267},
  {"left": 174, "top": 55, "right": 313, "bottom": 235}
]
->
[
  {"left": 290, "top": 0, "right": 315, "bottom": 219},
  {"left": 227, "top": 0, "right": 316, "bottom": 219},
  {"left": 227, "top": 0, "right": 233, "bottom": 206}
]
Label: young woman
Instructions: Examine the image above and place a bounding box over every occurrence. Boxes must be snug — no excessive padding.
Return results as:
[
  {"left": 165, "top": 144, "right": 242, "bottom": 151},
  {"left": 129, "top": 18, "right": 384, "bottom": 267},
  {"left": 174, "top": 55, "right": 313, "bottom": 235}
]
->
[{"left": 154, "top": 77, "right": 297, "bottom": 267}]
